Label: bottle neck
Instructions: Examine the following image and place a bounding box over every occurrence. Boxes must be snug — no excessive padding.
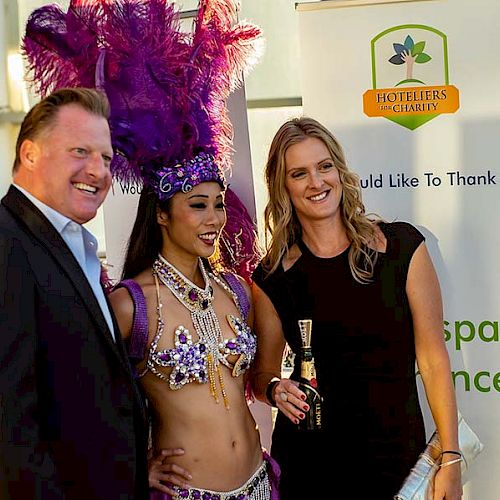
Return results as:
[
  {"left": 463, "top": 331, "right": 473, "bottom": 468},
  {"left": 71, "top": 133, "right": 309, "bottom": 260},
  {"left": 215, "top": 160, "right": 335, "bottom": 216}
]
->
[{"left": 301, "top": 347, "right": 313, "bottom": 360}]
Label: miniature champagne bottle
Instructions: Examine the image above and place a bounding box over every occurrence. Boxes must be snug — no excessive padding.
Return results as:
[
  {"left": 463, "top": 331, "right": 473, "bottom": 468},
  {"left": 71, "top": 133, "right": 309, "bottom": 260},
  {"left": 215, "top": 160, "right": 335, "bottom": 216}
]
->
[{"left": 298, "top": 319, "right": 322, "bottom": 430}]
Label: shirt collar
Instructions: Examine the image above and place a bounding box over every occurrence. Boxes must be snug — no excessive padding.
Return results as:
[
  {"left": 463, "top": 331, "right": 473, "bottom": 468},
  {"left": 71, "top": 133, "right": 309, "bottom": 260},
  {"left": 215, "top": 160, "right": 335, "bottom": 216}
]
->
[{"left": 14, "top": 183, "right": 77, "bottom": 235}]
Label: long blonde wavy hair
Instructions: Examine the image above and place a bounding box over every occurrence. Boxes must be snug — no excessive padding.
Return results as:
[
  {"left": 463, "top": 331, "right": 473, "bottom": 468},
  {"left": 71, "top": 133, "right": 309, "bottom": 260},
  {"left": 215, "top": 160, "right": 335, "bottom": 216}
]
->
[{"left": 262, "top": 117, "right": 382, "bottom": 283}]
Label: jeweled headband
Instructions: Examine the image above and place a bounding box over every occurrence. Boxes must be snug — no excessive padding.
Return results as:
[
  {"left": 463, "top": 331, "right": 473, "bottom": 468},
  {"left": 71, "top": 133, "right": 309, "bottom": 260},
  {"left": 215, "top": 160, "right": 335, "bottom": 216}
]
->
[{"left": 150, "top": 152, "right": 226, "bottom": 201}]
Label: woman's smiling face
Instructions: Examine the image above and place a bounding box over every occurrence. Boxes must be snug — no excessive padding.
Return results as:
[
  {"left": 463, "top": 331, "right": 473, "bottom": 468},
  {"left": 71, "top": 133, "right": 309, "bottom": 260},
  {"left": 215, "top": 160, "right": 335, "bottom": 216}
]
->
[{"left": 284, "top": 136, "right": 343, "bottom": 224}]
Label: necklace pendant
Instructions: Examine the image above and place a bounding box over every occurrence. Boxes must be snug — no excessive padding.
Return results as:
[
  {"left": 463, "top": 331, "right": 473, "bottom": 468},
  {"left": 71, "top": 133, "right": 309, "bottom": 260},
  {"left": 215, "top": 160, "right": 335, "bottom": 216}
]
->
[
  {"left": 188, "top": 289, "right": 199, "bottom": 302},
  {"left": 154, "top": 255, "right": 214, "bottom": 313}
]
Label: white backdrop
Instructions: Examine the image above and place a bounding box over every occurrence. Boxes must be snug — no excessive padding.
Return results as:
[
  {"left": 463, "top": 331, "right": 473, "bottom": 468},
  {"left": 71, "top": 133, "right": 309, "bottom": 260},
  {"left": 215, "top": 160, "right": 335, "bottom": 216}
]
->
[{"left": 297, "top": 0, "right": 499, "bottom": 498}]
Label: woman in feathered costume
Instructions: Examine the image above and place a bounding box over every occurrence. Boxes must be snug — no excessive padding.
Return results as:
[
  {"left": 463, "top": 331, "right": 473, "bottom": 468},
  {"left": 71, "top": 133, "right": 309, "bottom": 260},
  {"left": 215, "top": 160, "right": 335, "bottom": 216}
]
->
[{"left": 23, "top": 1, "right": 279, "bottom": 498}]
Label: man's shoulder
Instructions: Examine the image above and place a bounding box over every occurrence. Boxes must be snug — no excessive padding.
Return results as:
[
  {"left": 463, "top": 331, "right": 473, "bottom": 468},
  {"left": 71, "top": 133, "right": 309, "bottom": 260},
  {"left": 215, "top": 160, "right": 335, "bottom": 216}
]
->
[
  {"left": 0, "top": 193, "right": 46, "bottom": 250},
  {"left": 1, "top": 186, "right": 29, "bottom": 221},
  {"left": 0, "top": 199, "right": 21, "bottom": 234}
]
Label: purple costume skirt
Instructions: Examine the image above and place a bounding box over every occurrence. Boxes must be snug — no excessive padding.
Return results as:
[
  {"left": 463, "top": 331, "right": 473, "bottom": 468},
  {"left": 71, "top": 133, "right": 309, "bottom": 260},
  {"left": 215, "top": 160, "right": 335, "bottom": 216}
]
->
[{"left": 149, "top": 450, "right": 280, "bottom": 500}]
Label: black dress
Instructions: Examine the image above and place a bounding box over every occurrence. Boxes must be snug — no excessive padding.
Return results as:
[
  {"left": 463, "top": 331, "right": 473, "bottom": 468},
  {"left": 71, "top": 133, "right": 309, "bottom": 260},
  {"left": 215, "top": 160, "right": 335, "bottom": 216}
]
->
[{"left": 253, "top": 222, "right": 427, "bottom": 499}]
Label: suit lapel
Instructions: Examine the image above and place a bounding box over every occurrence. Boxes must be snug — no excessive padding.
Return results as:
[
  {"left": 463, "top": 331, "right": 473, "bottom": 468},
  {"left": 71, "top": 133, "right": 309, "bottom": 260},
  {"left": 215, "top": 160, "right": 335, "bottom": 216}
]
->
[{"left": 2, "top": 187, "right": 129, "bottom": 371}]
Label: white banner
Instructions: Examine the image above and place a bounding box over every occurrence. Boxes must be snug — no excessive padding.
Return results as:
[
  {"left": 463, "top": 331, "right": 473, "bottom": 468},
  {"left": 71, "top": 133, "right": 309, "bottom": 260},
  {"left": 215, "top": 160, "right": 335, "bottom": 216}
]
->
[{"left": 297, "top": 1, "right": 499, "bottom": 498}]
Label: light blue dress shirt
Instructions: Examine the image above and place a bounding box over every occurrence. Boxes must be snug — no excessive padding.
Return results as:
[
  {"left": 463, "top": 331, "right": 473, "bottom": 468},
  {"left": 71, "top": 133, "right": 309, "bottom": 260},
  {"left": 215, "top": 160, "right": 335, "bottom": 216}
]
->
[{"left": 14, "top": 184, "right": 115, "bottom": 340}]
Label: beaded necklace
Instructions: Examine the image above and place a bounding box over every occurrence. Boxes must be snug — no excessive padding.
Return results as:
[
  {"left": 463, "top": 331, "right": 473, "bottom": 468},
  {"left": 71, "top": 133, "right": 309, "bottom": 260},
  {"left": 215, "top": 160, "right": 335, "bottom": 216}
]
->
[{"left": 152, "top": 254, "right": 230, "bottom": 409}]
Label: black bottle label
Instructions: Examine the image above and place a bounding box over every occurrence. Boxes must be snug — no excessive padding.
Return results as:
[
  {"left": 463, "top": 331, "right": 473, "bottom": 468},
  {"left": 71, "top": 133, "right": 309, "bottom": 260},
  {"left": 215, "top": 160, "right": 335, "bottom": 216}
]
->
[
  {"left": 298, "top": 381, "right": 322, "bottom": 431},
  {"left": 298, "top": 356, "right": 322, "bottom": 430}
]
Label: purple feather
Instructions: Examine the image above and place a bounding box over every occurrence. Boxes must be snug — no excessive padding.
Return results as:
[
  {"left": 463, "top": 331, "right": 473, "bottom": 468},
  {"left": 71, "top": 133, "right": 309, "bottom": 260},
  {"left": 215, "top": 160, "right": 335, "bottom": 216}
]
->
[
  {"left": 23, "top": 0, "right": 261, "bottom": 185},
  {"left": 22, "top": 0, "right": 263, "bottom": 276},
  {"left": 220, "top": 188, "right": 261, "bottom": 283}
]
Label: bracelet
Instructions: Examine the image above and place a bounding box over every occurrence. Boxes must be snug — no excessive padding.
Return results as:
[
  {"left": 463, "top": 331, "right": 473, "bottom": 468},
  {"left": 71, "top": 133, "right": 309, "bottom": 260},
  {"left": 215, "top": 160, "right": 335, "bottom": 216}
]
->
[
  {"left": 441, "top": 450, "right": 462, "bottom": 457},
  {"left": 439, "top": 457, "right": 463, "bottom": 468},
  {"left": 265, "top": 377, "right": 280, "bottom": 408}
]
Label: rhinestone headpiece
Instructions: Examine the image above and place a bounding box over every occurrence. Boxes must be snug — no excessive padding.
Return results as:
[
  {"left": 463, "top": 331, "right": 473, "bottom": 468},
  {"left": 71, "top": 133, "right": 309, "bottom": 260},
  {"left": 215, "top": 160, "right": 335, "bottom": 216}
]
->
[{"left": 152, "top": 152, "right": 226, "bottom": 201}]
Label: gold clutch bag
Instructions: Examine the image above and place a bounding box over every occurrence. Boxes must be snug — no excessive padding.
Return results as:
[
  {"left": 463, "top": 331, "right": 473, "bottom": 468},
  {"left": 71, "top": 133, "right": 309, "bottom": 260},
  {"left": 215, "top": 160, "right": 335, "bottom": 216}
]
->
[{"left": 394, "top": 413, "right": 484, "bottom": 500}]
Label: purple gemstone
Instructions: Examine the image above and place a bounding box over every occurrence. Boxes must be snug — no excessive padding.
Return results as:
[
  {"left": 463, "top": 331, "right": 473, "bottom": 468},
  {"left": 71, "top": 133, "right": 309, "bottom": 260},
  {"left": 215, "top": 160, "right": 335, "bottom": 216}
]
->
[
  {"left": 226, "top": 342, "right": 237, "bottom": 349},
  {"left": 201, "top": 299, "right": 209, "bottom": 309},
  {"left": 160, "top": 353, "right": 171, "bottom": 362},
  {"left": 200, "top": 344, "right": 206, "bottom": 353},
  {"left": 175, "top": 372, "right": 185, "bottom": 383},
  {"left": 178, "top": 489, "right": 189, "bottom": 498},
  {"left": 202, "top": 493, "right": 211, "bottom": 500},
  {"left": 189, "top": 289, "right": 198, "bottom": 301},
  {"left": 192, "top": 490, "right": 201, "bottom": 499},
  {"left": 179, "top": 333, "right": 187, "bottom": 343}
]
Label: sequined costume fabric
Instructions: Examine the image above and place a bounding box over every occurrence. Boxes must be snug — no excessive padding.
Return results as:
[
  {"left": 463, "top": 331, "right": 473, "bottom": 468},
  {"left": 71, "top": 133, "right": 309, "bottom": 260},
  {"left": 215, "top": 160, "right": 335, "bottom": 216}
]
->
[
  {"left": 149, "top": 451, "right": 280, "bottom": 500},
  {"left": 117, "top": 269, "right": 256, "bottom": 389},
  {"left": 147, "top": 310, "right": 256, "bottom": 389}
]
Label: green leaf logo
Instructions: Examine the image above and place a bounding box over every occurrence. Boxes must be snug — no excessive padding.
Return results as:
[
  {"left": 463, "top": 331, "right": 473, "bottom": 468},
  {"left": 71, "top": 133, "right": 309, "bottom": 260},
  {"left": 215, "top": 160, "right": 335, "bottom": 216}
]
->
[{"left": 389, "top": 35, "right": 432, "bottom": 86}]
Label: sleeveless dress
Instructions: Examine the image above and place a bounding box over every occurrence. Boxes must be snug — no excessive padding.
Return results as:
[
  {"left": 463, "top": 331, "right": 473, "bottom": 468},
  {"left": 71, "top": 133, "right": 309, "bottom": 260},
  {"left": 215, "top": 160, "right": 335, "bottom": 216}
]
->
[{"left": 253, "top": 222, "right": 426, "bottom": 499}]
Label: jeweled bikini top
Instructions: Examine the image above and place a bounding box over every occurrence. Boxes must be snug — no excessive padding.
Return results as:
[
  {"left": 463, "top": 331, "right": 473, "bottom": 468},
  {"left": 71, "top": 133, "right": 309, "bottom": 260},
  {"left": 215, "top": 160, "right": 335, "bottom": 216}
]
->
[{"left": 118, "top": 259, "right": 256, "bottom": 408}]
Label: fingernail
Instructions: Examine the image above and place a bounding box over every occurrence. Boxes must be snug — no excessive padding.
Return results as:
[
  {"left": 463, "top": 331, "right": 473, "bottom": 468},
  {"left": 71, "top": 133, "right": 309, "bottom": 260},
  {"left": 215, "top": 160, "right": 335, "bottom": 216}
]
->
[
  {"left": 301, "top": 395, "right": 306, "bottom": 401},
  {"left": 299, "top": 413, "right": 304, "bottom": 419},
  {"left": 303, "top": 405, "right": 309, "bottom": 411}
]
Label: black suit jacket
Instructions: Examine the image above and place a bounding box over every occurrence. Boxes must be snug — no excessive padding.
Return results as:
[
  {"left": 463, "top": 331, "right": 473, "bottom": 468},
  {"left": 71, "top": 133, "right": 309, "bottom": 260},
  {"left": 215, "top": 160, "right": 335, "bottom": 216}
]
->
[{"left": 0, "top": 186, "right": 149, "bottom": 499}]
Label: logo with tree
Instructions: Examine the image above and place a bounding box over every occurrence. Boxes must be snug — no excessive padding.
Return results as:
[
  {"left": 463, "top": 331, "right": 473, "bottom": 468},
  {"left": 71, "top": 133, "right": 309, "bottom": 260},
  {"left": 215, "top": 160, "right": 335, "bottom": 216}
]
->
[
  {"left": 389, "top": 35, "right": 432, "bottom": 86},
  {"left": 363, "top": 25, "right": 459, "bottom": 130}
]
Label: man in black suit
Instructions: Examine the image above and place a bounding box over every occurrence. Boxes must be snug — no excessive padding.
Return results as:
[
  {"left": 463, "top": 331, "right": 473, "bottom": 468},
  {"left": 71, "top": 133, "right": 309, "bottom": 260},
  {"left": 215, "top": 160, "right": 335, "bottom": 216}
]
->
[{"left": 0, "top": 88, "right": 149, "bottom": 499}]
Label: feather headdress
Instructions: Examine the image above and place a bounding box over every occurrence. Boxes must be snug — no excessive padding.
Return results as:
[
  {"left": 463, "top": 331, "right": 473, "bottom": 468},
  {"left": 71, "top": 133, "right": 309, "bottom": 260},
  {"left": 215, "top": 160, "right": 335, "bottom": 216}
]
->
[
  {"left": 23, "top": 0, "right": 261, "bottom": 187},
  {"left": 23, "top": 0, "right": 262, "bottom": 280}
]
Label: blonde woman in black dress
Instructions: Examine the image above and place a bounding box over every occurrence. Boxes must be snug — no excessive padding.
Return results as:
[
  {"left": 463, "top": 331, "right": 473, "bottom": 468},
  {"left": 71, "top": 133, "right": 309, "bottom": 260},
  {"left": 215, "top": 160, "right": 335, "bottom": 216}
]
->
[{"left": 251, "top": 117, "right": 462, "bottom": 499}]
